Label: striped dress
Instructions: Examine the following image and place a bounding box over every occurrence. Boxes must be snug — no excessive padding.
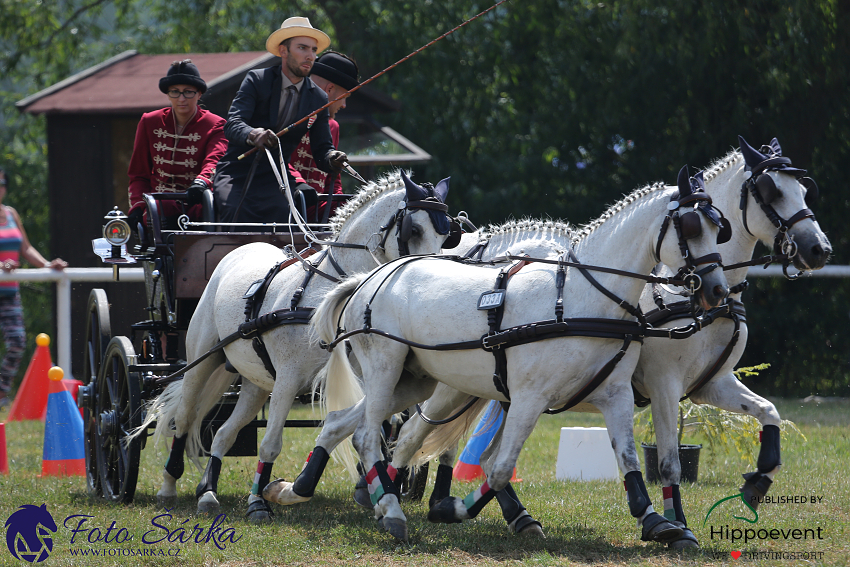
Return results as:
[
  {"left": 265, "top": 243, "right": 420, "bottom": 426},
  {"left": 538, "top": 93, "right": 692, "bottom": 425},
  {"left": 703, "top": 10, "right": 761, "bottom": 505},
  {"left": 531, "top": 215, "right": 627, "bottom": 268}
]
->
[
  {"left": 0, "top": 206, "right": 24, "bottom": 393},
  {"left": 0, "top": 208, "right": 22, "bottom": 296}
]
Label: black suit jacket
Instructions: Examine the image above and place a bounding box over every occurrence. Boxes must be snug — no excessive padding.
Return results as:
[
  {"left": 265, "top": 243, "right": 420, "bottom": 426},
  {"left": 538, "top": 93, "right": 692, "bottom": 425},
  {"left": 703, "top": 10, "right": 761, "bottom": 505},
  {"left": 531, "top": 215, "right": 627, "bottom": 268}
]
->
[{"left": 213, "top": 65, "right": 335, "bottom": 223}]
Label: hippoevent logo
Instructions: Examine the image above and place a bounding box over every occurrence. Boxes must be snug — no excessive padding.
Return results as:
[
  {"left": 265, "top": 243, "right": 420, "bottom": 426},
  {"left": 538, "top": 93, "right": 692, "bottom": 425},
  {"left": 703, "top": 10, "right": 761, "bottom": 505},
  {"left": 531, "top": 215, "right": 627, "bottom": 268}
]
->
[
  {"left": 5, "top": 504, "right": 242, "bottom": 561},
  {"left": 5, "top": 505, "right": 58, "bottom": 563},
  {"left": 703, "top": 491, "right": 826, "bottom": 559}
]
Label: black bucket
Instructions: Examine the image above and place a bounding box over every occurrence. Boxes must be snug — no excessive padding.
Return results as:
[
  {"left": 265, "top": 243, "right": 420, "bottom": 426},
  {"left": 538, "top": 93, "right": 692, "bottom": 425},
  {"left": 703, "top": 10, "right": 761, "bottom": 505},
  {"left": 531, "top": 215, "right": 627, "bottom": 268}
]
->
[{"left": 641, "top": 443, "right": 702, "bottom": 484}]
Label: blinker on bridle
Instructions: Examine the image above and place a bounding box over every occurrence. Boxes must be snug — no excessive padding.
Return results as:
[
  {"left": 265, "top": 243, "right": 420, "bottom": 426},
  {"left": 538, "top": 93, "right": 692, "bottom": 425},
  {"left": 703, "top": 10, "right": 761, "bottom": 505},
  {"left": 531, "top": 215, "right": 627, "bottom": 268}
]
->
[
  {"left": 656, "top": 166, "right": 727, "bottom": 296},
  {"left": 738, "top": 139, "right": 819, "bottom": 279}
]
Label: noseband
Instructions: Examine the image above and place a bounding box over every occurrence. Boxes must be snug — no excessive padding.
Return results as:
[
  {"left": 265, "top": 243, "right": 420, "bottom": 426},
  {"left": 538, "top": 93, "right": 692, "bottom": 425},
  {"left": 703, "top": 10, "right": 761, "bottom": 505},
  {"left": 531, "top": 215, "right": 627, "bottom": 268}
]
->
[
  {"left": 739, "top": 155, "right": 819, "bottom": 279},
  {"left": 655, "top": 192, "right": 724, "bottom": 296}
]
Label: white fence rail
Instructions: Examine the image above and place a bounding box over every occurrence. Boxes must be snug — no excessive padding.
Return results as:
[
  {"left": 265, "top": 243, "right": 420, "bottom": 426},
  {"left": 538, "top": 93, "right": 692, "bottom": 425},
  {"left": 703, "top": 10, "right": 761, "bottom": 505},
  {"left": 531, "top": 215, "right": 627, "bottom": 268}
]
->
[
  {"left": 0, "top": 268, "right": 145, "bottom": 379},
  {"left": 0, "top": 264, "right": 846, "bottom": 380}
]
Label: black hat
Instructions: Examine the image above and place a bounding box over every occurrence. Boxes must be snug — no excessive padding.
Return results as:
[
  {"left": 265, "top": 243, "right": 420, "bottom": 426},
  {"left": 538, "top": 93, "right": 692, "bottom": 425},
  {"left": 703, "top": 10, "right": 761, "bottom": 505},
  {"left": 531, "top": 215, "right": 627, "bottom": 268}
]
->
[
  {"left": 311, "top": 51, "right": 359, "bottom": 91},
  {"left": 159, "top": 59, "right": 207, "bottom": 94}
]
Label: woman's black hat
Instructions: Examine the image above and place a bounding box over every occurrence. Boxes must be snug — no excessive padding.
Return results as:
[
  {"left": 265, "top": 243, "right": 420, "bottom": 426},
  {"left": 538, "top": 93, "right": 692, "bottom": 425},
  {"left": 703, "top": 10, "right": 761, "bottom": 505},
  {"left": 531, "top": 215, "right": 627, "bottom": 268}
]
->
[{"left": 159, "top": 59, "right": 207, "bottom": 94}]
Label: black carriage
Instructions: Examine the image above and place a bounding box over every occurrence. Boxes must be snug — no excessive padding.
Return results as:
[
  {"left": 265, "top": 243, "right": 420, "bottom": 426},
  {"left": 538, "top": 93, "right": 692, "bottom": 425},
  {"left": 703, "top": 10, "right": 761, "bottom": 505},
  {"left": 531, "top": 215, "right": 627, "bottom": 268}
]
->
[{"left": 78, "top": 189, "right": 347, "bottom": 503}]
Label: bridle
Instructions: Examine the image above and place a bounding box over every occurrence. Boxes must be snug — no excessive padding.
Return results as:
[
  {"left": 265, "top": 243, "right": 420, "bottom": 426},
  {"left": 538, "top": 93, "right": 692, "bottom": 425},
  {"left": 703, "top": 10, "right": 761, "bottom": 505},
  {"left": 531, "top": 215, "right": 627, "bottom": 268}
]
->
[
  {"left": 739, "top": 153, "right": 819, "bottom": 280},
  {"left": 655, "top": 187, "right": 728, "bottom": 298},
  {"left": 375, "top": 194, "right": 461, "bottom": 257}
]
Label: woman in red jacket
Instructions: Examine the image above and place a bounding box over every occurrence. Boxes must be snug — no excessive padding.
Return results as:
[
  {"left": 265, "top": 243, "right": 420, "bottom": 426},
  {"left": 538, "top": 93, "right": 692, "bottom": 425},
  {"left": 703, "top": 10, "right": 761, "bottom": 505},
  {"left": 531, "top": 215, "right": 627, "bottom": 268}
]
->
[{"left": 126, "top": 59, "right": 228, "bottom": 230}]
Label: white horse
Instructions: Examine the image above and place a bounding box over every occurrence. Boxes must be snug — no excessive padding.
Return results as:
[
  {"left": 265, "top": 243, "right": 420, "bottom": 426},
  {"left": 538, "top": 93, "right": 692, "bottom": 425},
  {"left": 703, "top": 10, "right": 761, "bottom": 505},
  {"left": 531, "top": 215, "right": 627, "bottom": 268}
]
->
[
  {"left": 308, "top": 167, "right": 729, "bottom": 541},
  {"left": 133, "top": 170, "right": 456, "bottom": 521},
  {"left": 388, "top": 136, "right": 832, "bottom": 547}
]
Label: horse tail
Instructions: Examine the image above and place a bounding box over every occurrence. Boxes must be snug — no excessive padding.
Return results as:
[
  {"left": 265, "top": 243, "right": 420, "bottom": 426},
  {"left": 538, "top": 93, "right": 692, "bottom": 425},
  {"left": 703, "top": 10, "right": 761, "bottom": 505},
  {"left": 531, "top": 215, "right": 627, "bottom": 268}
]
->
[
  {"left": 311, "top": 274, "right": 366, "bottom": 480},
  {"left": 132, "top": 364, "right": 238, "bottom": 471},
  {"left": 411, "top": 397, "right": 494, "bottom": 468}
]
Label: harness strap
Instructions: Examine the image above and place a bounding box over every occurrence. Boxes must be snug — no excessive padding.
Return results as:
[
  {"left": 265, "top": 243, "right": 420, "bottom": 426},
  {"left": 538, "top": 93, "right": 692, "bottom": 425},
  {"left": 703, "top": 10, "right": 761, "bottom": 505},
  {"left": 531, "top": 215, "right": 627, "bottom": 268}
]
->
[
  {"left": 545, "top": 336, "right": 635, "bottom": 413},
  {"left": 486, "top": 257, "right": 531, "bottom": 400},
  {"left": 569, "top": 249, "right": 646, "bottom": 326},
  {"left": 633, "top": 299, "right": 746, "bottom": 407}
]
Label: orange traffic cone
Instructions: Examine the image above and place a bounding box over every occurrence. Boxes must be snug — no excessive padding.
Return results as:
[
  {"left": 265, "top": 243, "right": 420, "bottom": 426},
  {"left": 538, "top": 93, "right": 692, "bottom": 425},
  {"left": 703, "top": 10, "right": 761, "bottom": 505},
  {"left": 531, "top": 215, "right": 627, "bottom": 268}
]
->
[
  {"left": 40, "top": 367, "right": 85, "bottom": 477},
  {"left": 454, "top": 401, "right": 520, "bottom": 482},
  {"left": 0, "top": 422, "right": 8, "bottom": 474},
  {"left": 8, "top": 334, "right": 54, "bottom": 422}
]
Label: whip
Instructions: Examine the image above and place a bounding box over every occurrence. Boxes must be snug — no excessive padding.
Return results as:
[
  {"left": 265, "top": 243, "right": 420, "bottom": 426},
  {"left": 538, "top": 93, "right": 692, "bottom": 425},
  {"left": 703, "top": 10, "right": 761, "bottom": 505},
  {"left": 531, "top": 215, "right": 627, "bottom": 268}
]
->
[{"left": 237, "top": 0, "right": 511, "bottom": 162}]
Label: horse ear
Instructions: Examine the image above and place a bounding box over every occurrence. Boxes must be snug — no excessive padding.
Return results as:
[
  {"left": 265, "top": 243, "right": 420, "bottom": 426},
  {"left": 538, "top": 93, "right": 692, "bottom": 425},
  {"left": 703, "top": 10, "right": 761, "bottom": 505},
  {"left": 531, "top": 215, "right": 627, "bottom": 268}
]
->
[
  {"left": 401, "top": 170, "right": 426, "bottom": 201},
  {"left": 677, "top": 165, "right": 692, "bottom": 196},
  {"left": 692, "top": 170, "right": 706, "bottom": 193},
  {"left": 738, "top": 135, "right": 769, "bottom": 168},
  {"left": 768, "top": 137, "right": 782, "bottom": 156},
  {"left": 433, "top": 177, "right": 450, "bottom": 203}
]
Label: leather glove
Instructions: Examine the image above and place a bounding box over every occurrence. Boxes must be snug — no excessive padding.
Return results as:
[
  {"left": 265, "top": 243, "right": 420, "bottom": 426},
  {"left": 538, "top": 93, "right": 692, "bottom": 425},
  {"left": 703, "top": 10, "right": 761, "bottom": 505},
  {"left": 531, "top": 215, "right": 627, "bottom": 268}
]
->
[
  {"left": 327, "top": 150, "right": 348, "bottom": 172},
  {"left": 247, "top": 128, "right": 278, "bottom": 148},
  {"left": 187, "top": 179, "right": 207, "bottom": 205},
  {"left": 127, "top": 207, "right": 145, "bottom": 231}
]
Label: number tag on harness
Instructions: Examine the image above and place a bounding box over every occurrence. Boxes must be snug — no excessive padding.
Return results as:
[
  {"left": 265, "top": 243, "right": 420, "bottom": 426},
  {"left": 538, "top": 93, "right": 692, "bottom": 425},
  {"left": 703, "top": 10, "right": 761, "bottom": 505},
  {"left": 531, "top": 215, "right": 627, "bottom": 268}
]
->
[
  {"left": 477, "top": 290, "right": 505, "bottom": 310},
  {"left": 243, "top": 279, "right": 265, "bottom": 299}
]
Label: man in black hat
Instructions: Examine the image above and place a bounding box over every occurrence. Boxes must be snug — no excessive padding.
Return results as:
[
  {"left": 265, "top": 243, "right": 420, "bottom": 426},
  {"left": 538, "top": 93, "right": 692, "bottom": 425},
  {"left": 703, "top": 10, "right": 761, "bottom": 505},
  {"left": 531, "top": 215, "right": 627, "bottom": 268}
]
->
[
  {"left": 212, "top": 17, "right": 349, "bottom": 226},
  {"left": 287, "top": 51, "right": 360, "bottom": 221}
]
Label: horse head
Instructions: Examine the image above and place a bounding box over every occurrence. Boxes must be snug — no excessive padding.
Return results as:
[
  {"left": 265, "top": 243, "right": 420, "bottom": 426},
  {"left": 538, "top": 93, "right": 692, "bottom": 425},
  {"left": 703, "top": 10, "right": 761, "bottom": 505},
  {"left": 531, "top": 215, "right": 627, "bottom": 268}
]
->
[
  {"left": 328, "top": 170, "right": 453, "bottom": 261},
  {"left": 658, "top": 165, "right": 729, "bottom": 309},
  {"left": 738, "top": 135, "right": 831, "bottom": 271}
]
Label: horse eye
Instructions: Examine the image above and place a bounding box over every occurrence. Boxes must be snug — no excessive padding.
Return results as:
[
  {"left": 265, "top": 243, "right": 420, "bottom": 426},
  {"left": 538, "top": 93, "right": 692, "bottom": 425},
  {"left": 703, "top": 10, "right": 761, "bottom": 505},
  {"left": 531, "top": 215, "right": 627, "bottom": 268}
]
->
[{"left": 411, "top": 225, "right": 422, "bottom": 238}]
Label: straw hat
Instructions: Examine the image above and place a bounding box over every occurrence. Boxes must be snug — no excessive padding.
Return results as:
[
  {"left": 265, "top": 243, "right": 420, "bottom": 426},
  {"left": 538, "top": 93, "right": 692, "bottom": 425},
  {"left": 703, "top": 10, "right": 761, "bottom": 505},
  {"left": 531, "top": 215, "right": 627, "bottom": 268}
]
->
[{"left": 265, "top": 17, "right": 331, "bottom": 57}]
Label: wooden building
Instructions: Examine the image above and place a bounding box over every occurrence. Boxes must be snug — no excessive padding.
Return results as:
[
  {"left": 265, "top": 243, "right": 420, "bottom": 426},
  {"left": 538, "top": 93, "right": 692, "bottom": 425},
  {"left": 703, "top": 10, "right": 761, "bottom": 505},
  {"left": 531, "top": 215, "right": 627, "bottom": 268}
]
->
[{"left": 16, "top": 50, "right": 429, "bottom": 378}]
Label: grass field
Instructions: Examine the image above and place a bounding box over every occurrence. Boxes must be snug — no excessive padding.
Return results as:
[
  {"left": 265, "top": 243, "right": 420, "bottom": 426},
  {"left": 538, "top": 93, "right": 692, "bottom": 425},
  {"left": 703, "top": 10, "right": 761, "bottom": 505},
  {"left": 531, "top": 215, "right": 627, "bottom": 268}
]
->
[{"left": 0, "top": 397, "right": 847, "bottom": 566}]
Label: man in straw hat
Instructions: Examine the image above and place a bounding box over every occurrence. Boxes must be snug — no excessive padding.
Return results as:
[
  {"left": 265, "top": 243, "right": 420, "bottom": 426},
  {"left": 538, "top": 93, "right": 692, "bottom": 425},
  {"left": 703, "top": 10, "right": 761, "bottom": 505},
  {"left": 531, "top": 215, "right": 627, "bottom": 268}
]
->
[
  {"left": 287, "top": 50, "right": 359, "bottom": 222},
  {"left": 213, "top": 17, "right": 348, "bottom": 225}
]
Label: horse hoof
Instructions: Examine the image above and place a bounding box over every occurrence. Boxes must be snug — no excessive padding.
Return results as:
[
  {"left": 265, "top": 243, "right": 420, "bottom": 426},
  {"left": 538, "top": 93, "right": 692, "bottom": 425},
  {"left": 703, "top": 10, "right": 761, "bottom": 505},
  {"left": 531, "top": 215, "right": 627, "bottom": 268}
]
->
[
  {"left": 641, "top": 512, "right": 684, "bottom": 543},
  {"left": 263, "top": 479, "right": 311, "bottom": 506},
  {"left": 517, "top": 521, "right": 545, "bottom": 538},
  {"left": 197, "top": 491, "right": 220, "bottom": 514},
  {"left": 353, "top": 486, "right": 372, "bottom": 510},
  {"left": 380, "top": 517, "right": 409, "bottom": 542},
  {"left": 427, "top": 497, "right": 463, "bottom": 524},
  {"left": 156, "top": 493, "right": 176, "bottom": 508},
  {"left": 668, "top": 526, "right": 699, "bottom": 550},
  {"left": 246, "top": 499, "right": 274, "bottom": 524}
]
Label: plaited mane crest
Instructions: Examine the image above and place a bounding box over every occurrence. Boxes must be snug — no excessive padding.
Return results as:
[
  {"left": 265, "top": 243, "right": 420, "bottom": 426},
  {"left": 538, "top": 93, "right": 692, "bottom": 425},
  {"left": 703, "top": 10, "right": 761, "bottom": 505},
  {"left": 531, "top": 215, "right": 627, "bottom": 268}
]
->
[
  {"left": 703, "top": 150, "right": 743, "bottom": 184},
  {"left": 328, "top": 170, "right": 406, "bottom": 235},
  {"left": 573, "top": 181, "right": 667, "bottom": 244},
  {"left": 483, "top": 218, "right": 573, "bottom": 239}
]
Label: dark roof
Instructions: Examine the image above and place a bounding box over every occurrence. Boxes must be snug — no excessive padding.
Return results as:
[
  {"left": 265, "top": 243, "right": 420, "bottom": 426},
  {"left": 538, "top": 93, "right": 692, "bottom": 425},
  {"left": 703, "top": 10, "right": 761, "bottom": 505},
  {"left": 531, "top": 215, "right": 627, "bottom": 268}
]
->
[
  {"left": 17, "top": 50, "right": 271, "bottom": 115},
  {"left": 17, "top": 50, "right": 401, "bottom": 116}
]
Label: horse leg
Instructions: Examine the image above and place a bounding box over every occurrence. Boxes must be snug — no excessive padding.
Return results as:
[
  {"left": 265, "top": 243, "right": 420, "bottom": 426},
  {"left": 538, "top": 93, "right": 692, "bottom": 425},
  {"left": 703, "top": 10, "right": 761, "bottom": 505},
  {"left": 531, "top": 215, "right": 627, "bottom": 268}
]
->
[
  {"left": 690, "top": 372, "right": 782, "bottom": 510},
  {"left": 646, "top": 379, "right": 699, "bottom": 549},
  {"left": 267, "top": 372, "right": 437, "bottom": 508},
  {"left": 196, "top": 379, "right": 270, "bottom": 514},
  {"left": 245, "top": 375, "right": 302, "bottom": 523},
  {"left": 351, "top": 345, "right": 411, "bottom": 541},
  {"left": 597, "top": 381, "right": 683, "bottom": 544},
  {"left": 475, "top": 419, "right": 544, "bottom": 537},
  {"left": 156, "top": 355, "right": 225, "bottom": 506},
  {"left": 428, "top": 394, "right": 544, "bottom": 525}
]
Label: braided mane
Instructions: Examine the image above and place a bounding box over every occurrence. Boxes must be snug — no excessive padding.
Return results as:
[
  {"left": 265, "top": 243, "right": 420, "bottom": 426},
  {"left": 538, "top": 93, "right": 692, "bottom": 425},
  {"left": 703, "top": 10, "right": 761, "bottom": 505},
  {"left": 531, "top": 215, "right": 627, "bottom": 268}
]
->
[
  {"left": 483, "top": 218, "right": 573, "bottom": 239},
  {"left": 328, "top": 170, "right": 405, "bottom": 235},
  {"left": 573, "top": 181, "right": 667, "bottom": 243},
  {"left": 703, "top": 150, "right": 743, "bottom": 183}
]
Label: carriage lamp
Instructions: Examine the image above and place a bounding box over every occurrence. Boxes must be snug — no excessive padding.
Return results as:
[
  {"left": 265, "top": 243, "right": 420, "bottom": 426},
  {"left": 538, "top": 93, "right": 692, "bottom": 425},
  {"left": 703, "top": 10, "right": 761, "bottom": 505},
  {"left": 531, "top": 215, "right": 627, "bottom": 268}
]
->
[{"left": 103, "top": 207, "right": 131, "bottom": 259}]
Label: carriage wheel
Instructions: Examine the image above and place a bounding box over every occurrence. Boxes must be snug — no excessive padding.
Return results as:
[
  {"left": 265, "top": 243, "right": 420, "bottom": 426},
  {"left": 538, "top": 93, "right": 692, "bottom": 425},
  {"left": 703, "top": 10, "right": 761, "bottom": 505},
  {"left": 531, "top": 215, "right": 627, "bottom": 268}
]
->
[
  {"left": 95, "top": 337, "right": 142, "bottom": 503},
  {"left": 82, "top": 289, "right": 111, "bottom": 496}
]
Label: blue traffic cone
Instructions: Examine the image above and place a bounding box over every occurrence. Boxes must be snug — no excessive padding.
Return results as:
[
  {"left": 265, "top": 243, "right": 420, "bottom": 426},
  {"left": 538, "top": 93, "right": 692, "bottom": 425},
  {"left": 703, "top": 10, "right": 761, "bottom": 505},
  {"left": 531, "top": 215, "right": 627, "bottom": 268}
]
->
[
  {"left": 454, "top": 401, "right": 520, "bottom": 482},
  {"left": 41, "top": 367, "right": 85, "bottom": 476}
]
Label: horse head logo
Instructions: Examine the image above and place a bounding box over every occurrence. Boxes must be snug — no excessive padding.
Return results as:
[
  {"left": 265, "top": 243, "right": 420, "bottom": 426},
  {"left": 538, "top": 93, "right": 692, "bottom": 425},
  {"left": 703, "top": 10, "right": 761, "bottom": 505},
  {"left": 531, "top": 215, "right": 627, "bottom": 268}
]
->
[{"left": 5, "top": 504, "right": 58, "bottom": 563}]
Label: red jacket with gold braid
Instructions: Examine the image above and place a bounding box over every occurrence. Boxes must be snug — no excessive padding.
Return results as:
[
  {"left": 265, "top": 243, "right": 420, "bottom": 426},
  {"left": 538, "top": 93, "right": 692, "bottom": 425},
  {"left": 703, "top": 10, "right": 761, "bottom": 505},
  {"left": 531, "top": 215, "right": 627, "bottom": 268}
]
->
[
  {"left": 288, "top": 118, "right": 343, "bottom": 220},
  {"left": 127, "top": 107, "right": 227, "bottom": 220}
]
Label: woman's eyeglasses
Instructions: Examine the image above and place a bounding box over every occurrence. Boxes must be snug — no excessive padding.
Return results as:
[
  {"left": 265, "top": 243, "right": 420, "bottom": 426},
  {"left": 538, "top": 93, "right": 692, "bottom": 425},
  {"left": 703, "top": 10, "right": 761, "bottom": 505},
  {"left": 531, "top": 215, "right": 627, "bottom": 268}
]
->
[{"left": 167, "top": 89, "right": 198, "bottom": 99}]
